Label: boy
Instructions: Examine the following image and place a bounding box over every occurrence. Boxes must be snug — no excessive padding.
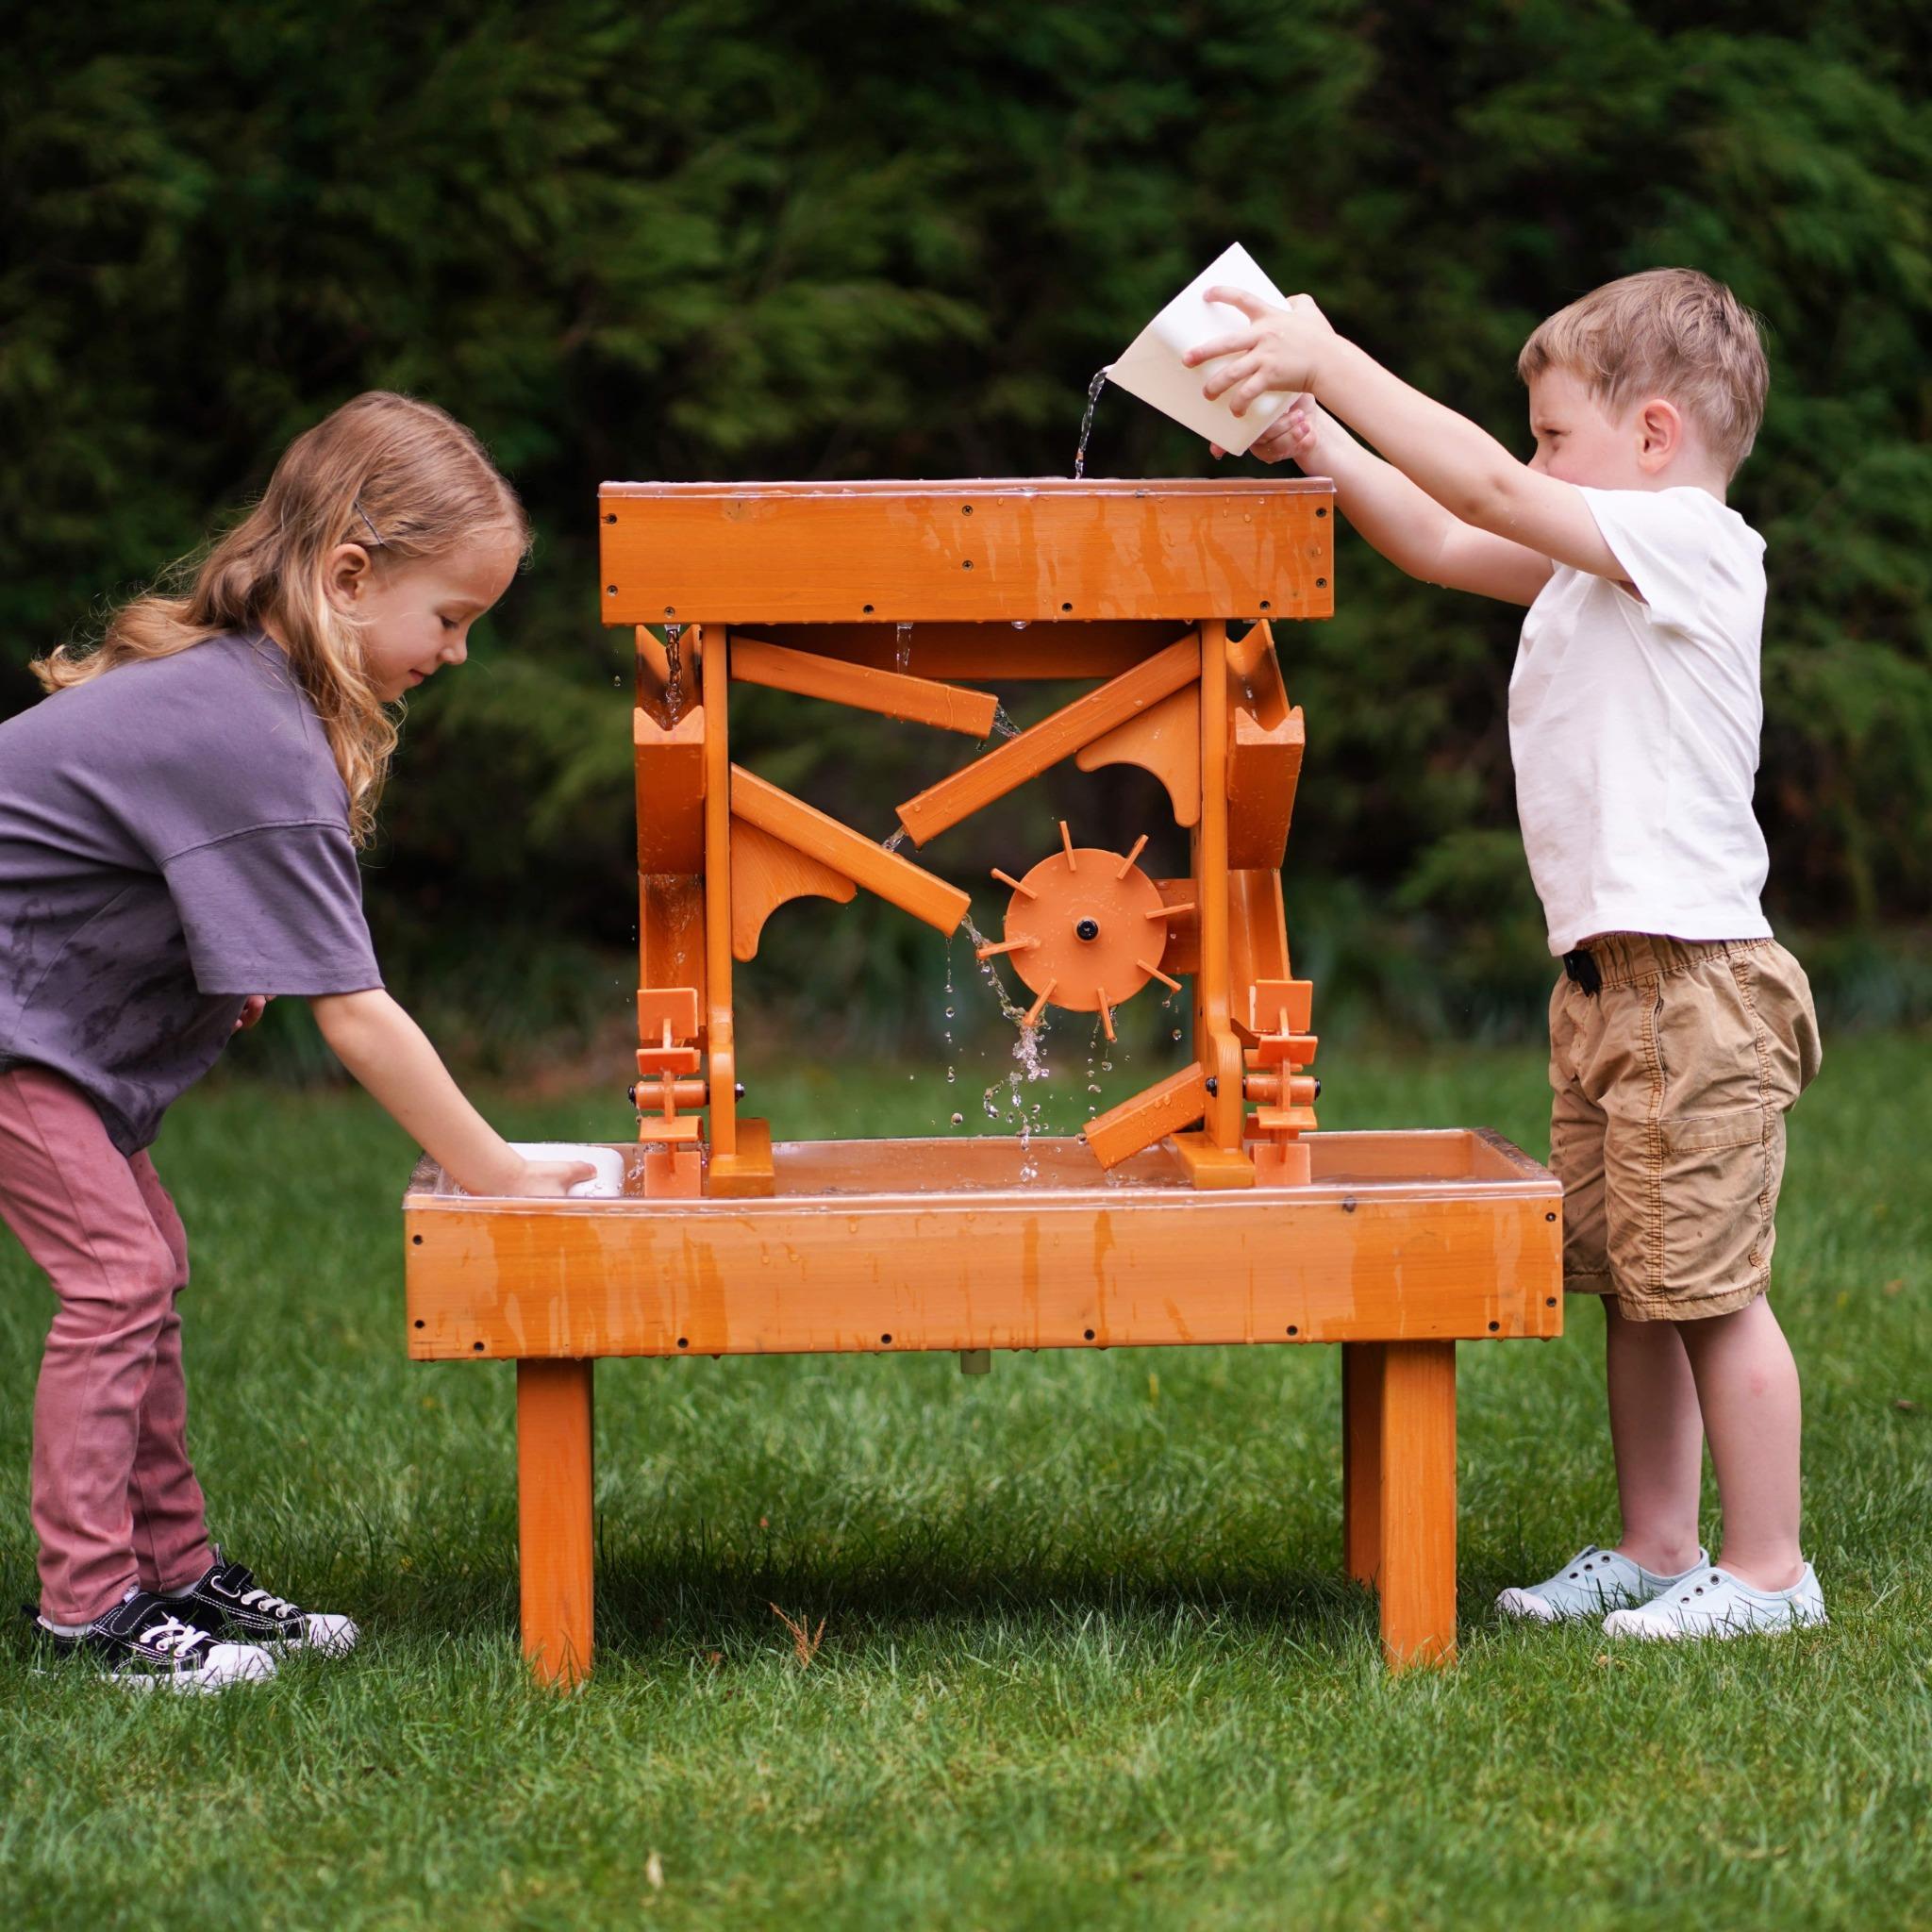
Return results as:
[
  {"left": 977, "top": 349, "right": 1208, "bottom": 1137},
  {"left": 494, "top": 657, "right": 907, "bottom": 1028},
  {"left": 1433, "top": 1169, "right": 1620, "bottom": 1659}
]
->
[{"left": 1185, "top": 268, "right": 1824, "bottom": 1638}]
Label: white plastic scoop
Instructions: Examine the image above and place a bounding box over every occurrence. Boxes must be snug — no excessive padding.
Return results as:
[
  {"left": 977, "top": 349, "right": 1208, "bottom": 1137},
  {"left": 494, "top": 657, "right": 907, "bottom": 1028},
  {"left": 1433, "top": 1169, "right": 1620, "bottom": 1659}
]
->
[{"left": 1106, "top": 242, "right": 1295, "bottom": 455}]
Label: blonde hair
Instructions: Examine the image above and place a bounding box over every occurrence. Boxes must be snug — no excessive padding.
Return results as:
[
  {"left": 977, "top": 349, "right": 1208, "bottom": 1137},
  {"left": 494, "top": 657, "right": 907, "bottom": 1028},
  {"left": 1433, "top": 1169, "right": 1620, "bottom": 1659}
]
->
[
  {"left": 1517, "top": 269, "right": 1770, "bottom": 477},
  {"left": 31, "top": 391, "right": 529, "bottom": 845}
]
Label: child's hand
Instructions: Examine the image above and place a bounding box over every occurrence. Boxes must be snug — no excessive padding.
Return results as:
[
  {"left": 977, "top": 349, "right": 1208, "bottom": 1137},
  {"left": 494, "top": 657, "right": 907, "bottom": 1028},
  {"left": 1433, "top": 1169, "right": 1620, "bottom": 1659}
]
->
[
  {"left": 500, "top": 1155, "right": 600, "bottom": 1199},
  {"left": 1217, "top": 394, "right": 1326, "bottom": 467},
  {"left": 1185, "top": 289, "right": 1337, "bottom": 417},
  {"left": 232, "top": 994, "right": 274, "bottom": 1033}
]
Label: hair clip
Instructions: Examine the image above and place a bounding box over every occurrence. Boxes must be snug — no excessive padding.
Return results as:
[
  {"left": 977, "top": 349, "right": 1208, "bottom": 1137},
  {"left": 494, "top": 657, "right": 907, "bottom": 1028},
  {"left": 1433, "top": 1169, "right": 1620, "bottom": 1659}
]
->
[{"left": 352, "top": 497, "right": 385, "bottom": 547}]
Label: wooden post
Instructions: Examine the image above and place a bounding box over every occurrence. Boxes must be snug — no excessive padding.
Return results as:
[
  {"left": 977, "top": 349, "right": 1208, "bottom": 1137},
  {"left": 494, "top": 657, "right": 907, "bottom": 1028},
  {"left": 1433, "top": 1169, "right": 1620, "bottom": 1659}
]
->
[
  {"left": 1341, "top": 1341, "right": 1385, "bottom": 1585},
  {"left": 1376, "top": 1341, "right": 1457, "bottom": 1669},
  {"left": 517, "top": 1359, "right": 595, "bottom": 1688}
]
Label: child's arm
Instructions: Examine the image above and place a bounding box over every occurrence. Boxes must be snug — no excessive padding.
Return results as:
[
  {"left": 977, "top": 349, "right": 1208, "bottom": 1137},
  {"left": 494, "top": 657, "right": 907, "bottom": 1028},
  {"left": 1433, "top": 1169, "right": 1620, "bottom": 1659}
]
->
[
  {"left": 1236, "top": 398, "right": 1553, "bottom": 605},
  {"left": 1188, "top": 291, "right": 1631, "bottom": 586},
  {"left": 310, "top": 990, "right": 592, "bottom": 1198}
]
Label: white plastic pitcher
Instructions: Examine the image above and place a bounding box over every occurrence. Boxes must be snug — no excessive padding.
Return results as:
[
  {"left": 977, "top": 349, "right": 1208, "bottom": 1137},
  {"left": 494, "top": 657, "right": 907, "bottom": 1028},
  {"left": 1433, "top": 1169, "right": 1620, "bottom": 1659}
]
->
[{"left": 1107, "top": 242, "right": 1296, "bottom": 456}]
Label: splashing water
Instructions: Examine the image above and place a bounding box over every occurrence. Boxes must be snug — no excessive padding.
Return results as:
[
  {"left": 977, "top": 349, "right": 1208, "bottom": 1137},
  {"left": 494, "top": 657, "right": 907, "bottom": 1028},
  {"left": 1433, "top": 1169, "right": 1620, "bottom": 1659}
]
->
[
  {"left": 959, "top": 915, "right": 1057, "bottom": 1178},
  {"left": 990, "top": 703, "right": 1022, "bottom": 741},
  {"left": 894, "top": 621, "right": 913, "bottom": 675},
  {"left": 1073, "top": 367, "right": 1109, "bottom": 479},
  {"left": 881, "top": 826, "right": 909, "bottom": 854}
]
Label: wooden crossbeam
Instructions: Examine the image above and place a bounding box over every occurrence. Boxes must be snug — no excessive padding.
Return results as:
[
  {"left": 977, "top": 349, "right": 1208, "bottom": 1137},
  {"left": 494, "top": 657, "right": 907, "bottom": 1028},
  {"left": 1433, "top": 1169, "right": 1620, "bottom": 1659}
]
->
[
  {"left": 730, "top": 635, "right": 997, "bottom": 739},
  {"left": 893, "top": 636, "right": 1201, "bottom": 846}
]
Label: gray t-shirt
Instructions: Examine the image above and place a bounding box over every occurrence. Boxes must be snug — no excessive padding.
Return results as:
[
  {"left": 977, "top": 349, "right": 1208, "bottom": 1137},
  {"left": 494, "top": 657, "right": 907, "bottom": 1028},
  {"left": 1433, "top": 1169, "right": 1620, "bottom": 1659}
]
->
[{"left": 0, "top": 632, "right": 383, "bottom": 1153}]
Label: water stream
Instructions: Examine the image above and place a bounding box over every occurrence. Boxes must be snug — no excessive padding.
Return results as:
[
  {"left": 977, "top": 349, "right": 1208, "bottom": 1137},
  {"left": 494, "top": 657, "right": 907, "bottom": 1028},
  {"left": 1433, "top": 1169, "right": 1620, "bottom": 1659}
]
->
[{"left": 1073, "top": 366, "right": 1110, "bottom": 479}]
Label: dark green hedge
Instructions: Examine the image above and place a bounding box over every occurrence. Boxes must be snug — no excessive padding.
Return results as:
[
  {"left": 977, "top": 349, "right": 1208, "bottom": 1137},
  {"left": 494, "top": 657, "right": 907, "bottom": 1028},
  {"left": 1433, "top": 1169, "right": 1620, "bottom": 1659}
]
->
[{"left": 5, "top": 3, "right": 1927, "bottom": 1040}]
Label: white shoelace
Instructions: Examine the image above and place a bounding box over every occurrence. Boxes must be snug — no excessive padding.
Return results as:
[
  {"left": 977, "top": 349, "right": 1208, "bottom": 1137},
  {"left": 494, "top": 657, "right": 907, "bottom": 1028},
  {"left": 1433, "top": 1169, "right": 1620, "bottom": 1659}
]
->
[
  {"left": 137, "top": 1615, "right": 210, "bottom": 1658},
  {"left": 238, "top": 1585, "right": 299, "bottom": 1619}
]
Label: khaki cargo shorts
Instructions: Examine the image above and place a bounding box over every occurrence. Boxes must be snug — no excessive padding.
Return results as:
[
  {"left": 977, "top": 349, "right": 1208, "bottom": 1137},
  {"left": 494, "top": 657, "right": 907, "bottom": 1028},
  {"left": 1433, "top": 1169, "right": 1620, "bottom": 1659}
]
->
[{"left": 1549, "top": 934, "right": 1822, "bottom": 1323}]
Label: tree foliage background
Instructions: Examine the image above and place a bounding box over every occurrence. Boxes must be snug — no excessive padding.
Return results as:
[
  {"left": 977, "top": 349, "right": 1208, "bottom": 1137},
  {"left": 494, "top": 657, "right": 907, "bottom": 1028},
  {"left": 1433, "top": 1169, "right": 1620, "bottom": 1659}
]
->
[{"left": 4, "top": 0, "right": 1928, "bottom": 1058}]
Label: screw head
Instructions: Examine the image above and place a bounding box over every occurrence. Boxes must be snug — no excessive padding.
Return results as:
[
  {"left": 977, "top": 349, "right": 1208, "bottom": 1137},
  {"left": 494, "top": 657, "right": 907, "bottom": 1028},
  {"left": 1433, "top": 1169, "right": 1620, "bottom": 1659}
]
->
[{"left": 1075, "top": 917, "right": 1100, "bottom": 941}]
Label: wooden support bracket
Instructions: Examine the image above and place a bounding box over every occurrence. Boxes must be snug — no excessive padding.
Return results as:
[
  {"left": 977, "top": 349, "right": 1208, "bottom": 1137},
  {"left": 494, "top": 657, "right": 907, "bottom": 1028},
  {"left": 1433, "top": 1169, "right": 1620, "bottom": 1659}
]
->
[
  {"left": 729, "top": 817, "right": 858, "bottom": 961},
  {"left": 709, "top": 1117, "right": 774, "bottom": 1198},
  {"left": 1074, "top": 684, "right": 1201, "bottom": 825},
  {"left": 635, "top": 707, "right": 706, "bottom": 873},
  {"left": 732, "top": 766, "right": 970, "bottom": 937},
  {"left": 1170, "top": 1131, "right": 1257, "bottom": 1190}
]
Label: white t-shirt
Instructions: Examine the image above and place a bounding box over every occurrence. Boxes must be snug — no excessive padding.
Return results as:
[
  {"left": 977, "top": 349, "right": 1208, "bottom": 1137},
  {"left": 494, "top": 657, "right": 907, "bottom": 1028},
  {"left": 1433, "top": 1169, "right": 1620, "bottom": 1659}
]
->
[{"left": 1508, "top": 485, "right": 1773, "bottom": 956}]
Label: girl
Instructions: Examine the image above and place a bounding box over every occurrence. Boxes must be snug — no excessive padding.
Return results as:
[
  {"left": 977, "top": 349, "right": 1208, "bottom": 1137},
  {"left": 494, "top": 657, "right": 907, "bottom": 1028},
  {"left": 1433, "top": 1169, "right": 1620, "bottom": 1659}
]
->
[{"left": 1, "top": 391, "right": 591, "bottom": 1692}]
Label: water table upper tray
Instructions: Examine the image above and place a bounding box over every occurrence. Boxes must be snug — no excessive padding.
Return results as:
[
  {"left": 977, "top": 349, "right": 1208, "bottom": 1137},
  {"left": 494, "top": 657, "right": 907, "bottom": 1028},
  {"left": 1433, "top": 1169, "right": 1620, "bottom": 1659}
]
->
[{"left": 598, "top": 477, "right": 1335, "bottom": 626}]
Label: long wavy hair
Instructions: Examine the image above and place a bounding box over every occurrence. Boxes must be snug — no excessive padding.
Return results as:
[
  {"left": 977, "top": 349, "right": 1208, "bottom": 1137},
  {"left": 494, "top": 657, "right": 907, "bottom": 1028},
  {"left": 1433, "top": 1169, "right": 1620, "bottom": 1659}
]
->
[{"left": 31, "top": 392, "right": 529, "bottom": 846}]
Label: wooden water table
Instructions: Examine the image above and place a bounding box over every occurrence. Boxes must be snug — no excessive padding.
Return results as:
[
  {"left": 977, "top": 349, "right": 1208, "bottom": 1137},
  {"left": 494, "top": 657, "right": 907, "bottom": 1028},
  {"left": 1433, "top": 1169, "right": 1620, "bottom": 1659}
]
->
[{"left": 403, "top": 478, "right": 1562, "bottom": 1684}]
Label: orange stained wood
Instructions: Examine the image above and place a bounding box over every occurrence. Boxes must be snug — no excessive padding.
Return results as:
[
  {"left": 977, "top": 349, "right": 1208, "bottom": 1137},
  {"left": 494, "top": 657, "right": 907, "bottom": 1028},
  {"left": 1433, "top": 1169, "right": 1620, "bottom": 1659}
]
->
[
  {"left": 643, "top": 1147, "right": 703, "bottom": 1198},
  {"left": 732, "top": 766, "right": 969, "bottom": 938},
  {"left": 1252, "top": 1137, "right": 1313, "bottom": 1186},
  {"left": 1227, "top": 873, "right": 1292, "bottom": 1036},
  {"left": 746, "top": 619, "right": 1193, "bottom": 682},
  {"left": 1226, "top": 616, "right": 1276, "bottom": 681},
  {"left": 1375, "top": 1341, "right": 1458, "bottom": 1668},
  {"left": 729, "top": 816, "right": 857, "bottom": 961},
  {"left": 1170, "top": 1131, "right": 1257, "bottom": 1190},
  {"left": 636, "top": 986, "right": 699, "bottom": 1043},
  {"left": 895, "top": 636, "right": 1201, "bottom": 846},
  {"left": 403, "top": 1129, "right": 1562, "bottom": 1360},
  {"left": 1248, "top": 978, "right": 1314, "bottom": 1037},
  {"left": 1228, "top": 702, "right": 1306, "bottom": 871},
  {"left": 701, "top": 622, "right": 738, "bottom": 1159},
  {"left": 599, "top": 479, "right": 1335, "bottom": 626},
  {"left": 638, "top": 874, "right": 706, "bottom": 1027},
  {"left": 1154, "top": 877, "right": 1201, "bottom": 977},
  {"left": 516, "top": 1360, "right": 594, "bottom": 1687},
  {"left": 708, "top": 1117, "right": 774, "bottom": 1198},
  {"left": 1081, "top": 1065, "right": 1210, "bottom": 1171},
  {"left": 1074, "top": 684, "right": 1202, "bottom": 826},
  {"left": 634, "top": 707, "right": 706, "bottom": 873},
  {"left": 730, "top": 634, "right": 998, "bottom": 739},
  {"left": 1193, "top": 621, "right": 1244, "bottom": 1148}
]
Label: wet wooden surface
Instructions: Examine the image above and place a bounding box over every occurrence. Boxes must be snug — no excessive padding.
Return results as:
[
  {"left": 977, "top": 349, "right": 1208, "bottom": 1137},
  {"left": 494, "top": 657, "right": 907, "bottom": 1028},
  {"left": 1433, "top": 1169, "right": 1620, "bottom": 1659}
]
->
[
  {"left": 600, "top": 480, "right": 1334, "bottom": 625},
  {"left": 403, "top": 1129, "right": 1561, "bottom": 1361}
]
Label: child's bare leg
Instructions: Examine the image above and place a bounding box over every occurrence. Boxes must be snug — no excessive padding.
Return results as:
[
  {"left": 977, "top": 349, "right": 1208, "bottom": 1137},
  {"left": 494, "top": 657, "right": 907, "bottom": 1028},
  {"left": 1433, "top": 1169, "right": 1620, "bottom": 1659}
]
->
[
  {"left": 1604, "top": 1302, "right": 1705, "bottom": 1574},
  {"left": 1674, "top": 1294, "right": 1804, "bottom": 1591}
]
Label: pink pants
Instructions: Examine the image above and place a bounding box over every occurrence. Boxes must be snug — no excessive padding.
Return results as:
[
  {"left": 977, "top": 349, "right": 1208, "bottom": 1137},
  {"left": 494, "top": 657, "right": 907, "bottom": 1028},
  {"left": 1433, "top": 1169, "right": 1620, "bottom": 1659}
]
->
[{"left": 0, "top": 1066, "right": 212, "bottom": 1623}]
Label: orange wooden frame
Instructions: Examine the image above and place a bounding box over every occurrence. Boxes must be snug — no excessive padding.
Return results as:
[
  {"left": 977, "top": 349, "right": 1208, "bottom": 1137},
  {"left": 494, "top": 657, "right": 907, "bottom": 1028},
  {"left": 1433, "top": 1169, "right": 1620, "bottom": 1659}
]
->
[{"left": 401, "top": 478, "right": 1561, "bottom": 1687}]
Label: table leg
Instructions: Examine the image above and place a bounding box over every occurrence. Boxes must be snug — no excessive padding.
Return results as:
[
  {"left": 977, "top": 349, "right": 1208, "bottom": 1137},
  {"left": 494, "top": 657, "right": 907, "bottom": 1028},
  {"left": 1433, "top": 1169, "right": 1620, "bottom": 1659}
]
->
[
  {"left": 1376, "top": 1340, "right": 1457, "bottom": 1669},
  {"left": 1341, "top": 1341, "right": 1385, "bottom": 1585},
  {"left": 517, "top": 1358, "right": 595, "bottom": 1687}
]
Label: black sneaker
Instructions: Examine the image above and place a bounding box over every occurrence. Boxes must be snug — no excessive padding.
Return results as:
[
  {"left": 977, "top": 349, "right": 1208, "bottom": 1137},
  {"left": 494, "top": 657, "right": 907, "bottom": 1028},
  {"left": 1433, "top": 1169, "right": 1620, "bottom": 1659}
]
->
[
  {"left": 29, "top": 1589, "right": 276, "bottom": 1693},
  {"left": 162, "top": 1547, "right": 358, "bottom": 1656}
]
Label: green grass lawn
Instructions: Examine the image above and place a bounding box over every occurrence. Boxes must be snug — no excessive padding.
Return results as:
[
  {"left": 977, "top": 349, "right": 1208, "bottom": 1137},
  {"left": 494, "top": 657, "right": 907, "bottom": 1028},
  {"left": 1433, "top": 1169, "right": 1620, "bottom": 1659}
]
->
[{"left": 2, "top": 1031, "right": 1927, "bottom": 1930}]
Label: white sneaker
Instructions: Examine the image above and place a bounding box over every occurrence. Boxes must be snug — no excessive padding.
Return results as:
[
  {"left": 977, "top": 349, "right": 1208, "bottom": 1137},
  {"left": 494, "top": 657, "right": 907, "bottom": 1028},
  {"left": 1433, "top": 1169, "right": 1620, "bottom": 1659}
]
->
[
  {"left": 1497, "top": 1543, "right": 1709, "bottom": 1624},
  {"left": 1603, "top": 1562, "right": 1827, "bottom": 1641}
]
